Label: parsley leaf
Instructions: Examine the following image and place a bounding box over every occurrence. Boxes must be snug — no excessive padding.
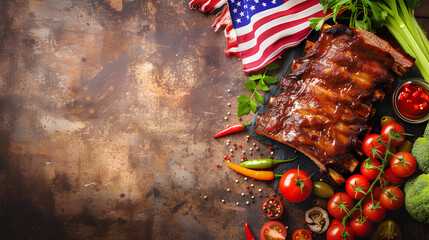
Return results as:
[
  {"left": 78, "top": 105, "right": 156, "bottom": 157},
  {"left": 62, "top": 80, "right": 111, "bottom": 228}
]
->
[
  {"left": 249, "top": 74, "right": 263, "bottom": 81},
  {"left": 236, "top": 63, "right": 279, "bottom": 116},
  {"left": 254, "top": 91, "right": 264, "bottom": 104},
  {"left": 243, "top": 81, "right": 256, "bottom": 91}
]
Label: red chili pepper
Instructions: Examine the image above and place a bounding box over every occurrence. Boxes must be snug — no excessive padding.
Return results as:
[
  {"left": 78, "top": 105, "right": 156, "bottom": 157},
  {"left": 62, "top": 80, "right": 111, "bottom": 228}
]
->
[
  {"left": 213, "top": 123, "right": 251, "bottom": 138},
  {"left": 245, "top": 222, "right": 255, "bottom": 240}
]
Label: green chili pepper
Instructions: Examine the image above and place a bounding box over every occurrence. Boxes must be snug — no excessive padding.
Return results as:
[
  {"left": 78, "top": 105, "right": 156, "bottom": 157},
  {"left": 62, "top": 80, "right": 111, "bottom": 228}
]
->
[{"left": 239, "top": 156, "right": 297, "bottom": 169}]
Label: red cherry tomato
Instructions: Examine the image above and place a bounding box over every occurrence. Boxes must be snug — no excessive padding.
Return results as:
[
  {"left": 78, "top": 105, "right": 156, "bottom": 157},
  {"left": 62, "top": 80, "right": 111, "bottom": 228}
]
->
[
  {"left": 360, "top": 158, "right": 381, "bottom": 180},
  {"left": 380, "top": 123, "right": 405, "bottom": 147},
  {"left": 292, "top": 229, "right": 312, "bottom": 240},
  {"left": 279, "top": 168, "right": 312, "bottom": 203},
  {"left": 327, "top": 193, "right": 354, "bottom": 219},
  {"left": 362, "top": 134, "right": 387, "bottom": 159},
  {"left": 390, "top": 152, "right": 417, "bottom": 178},
  {"left": 349, "top": 217, "right": 372, "bottom": 238},
  {"left": 380, "top": 168, "right": 403, "bottom": 186},
  {"left": 346, "top": 174, "right": 370, "bottom": 200},
  {"left": 363, "top": 200, "right": 386, "bottom": 223},
  {"left": 326, "top": 224, "right": 355, "bottom": 240},
  {"left": 380, "top": 186, "right": 405, "bottom": 210},
  {"left": 260, "top": 221, "right": 287, "bottom": 240}
]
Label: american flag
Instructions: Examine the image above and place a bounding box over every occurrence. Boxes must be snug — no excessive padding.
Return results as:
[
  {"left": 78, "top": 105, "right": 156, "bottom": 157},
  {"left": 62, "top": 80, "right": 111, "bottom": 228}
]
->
[{"left": 190, "top": 0, "right": 327, "bottom": 73}]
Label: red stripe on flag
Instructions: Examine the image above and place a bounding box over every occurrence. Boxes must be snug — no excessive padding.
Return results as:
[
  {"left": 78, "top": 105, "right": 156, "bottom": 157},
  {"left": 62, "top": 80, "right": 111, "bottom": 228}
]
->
[
  {"left": 238, "top": 18, "right": 312, "bottom": 57},
  {"left": 241, "top": 28, "right": 311, "bottom": 71}
]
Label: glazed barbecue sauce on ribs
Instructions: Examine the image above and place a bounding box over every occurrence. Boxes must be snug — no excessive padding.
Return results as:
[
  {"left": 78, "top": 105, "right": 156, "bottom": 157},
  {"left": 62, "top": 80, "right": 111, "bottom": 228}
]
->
[{"left": 255, "top": 25, "right": 394, "bottom": 174}]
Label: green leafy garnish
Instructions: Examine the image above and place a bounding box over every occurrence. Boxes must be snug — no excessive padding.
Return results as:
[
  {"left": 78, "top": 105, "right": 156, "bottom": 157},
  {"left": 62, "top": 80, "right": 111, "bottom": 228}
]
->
[{"left": 237, "top": 62, "right": 279, "bottom": 116}]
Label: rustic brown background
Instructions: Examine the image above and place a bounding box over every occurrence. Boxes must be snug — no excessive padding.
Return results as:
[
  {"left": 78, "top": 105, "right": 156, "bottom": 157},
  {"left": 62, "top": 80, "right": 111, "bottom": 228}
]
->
[{"left": 0, "top": 0, "right": 428, "bottom": 239}]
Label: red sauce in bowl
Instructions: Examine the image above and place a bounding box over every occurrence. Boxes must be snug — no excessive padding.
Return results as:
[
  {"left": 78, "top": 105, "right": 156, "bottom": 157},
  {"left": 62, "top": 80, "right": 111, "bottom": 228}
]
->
[
  {"left": 397, "top": 83, "right": 429, "bottom": 119},
  {"left": 392, "top": 79, "right": 429, "bottom": 123}
]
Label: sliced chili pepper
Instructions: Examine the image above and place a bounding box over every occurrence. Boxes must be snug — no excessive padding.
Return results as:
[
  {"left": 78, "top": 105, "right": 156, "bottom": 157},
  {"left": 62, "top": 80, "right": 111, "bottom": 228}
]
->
[
  {"left": 245, "top": 222, "right": 255, "bottom": 240},
  {"left": 404, "top": 85, "right": 411, "bottom": 92},
  {"left": 213, "top": 123, "right": 251, "bottom": 138},
  {"left": 225, "top": 161, "right": 282, "bottom": 180},
  {"left": 239, "top": 156, "right": 297, "bottom": 169}
]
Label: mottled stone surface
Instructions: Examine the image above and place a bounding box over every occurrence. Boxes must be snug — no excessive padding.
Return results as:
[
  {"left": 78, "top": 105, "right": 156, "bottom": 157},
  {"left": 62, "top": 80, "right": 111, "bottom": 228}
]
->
[{"left": 1, "top": 1, "right": 428, "bottom": 239}]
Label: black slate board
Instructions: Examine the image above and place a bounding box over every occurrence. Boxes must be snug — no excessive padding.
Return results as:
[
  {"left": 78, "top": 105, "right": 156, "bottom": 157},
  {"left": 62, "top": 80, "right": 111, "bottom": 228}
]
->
[{"left": 248, "top": 33, "right": 428, "bottom": 197}]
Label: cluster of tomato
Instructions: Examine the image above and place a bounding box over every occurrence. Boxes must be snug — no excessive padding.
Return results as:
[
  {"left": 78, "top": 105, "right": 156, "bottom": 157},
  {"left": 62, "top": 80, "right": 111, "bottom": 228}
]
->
[
  {"left": 260, "top": 121, "right": 415, "bottom": 240},
  {"left": 325, "top": 122, "right": 417, "bottom": 240}
]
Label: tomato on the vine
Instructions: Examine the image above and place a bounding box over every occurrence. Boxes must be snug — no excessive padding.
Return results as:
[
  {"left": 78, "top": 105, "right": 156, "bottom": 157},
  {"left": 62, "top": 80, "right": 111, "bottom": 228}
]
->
[
  {"left": 346, "top": 174, "right": 370, "bottom": 200},
  {"left": 362, "top": 134, "right": 387, "bottom": 159},
  {"left": 326, "top": 224, "right": 355, "bottom": 240},
  {"left": 390, "top": 152, "right": 417, "bottom": 178},
  {"left": 380, "top": 186, "right": 404, "bottom": 210},
  {"left": 363, "top": 200, "right": 386, "bottom": 223},
  {"left": 327, "top": 193, "right": 354, "bottom": 219},
  {"left": 380, "top": 168, "right": 403, "bottom": 186},
  {"left": 360, "top": 158, "right": 381, "bottom": 180},
  {"left": 380, "top": 123, "right": 405, "bottom": 147},
  {"left": 349, "top": 217, "right": 372, "bottom": 238},
  {"left": 279, "top": 167, "right": 312, "bottom": 203},
  {"left": 292, "top": 229, "right": 312, "bottom": 240},
  {"left": 260, "top": 221, "right": 287, "bottom": 240}
]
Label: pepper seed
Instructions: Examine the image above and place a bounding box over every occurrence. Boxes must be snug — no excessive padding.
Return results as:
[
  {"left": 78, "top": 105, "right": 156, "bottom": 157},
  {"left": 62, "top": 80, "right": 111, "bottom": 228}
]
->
[
  {"left": 221, "top": 199, "right": 225, "bottom": 203},
  {"left": 224, "top": 117, "right": 228, "bottom": 120},
  {"left": 246, "top": 201, "right": 250, "bottom": 205},
  {"left": 244, "top": 177, "right": 248, "bottom": 181},
  {"left": 258, "top": 189, "right": 262, "bottom": 192},
  {"left": 227, "top": 188, "right": 230, "bottom": 192},
  {"left": 235, "top": 179, "right": 239, "bottom": 183},
  {"left": 241, "top": 193, "right": 245, "bottom": 196},
  {"left": 251, "top": 184, "right": 254, "bottom": 187},
  {"left": 204, "top": 196, "right": 207, "bottom": 199},
  {"left": 227, "top": 103, "right": 231, "bottom": 106},
  {"left": 236, "top": 202, "right": 240, "bottom": 205}
]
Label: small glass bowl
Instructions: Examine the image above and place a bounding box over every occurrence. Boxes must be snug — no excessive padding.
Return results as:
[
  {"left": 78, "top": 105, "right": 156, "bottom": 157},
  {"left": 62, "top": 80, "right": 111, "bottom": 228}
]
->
[
  {"left": 391, "top": 78, "right": 429, "bottom": 124},
  {"left": 262, "top": 197, "right": 284, "bottom": 219}
]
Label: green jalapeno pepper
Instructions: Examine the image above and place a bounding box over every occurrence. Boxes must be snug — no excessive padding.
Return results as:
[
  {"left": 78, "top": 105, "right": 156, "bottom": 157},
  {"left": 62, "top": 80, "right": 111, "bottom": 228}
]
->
[{"left": 239, "top": 156, "right": 297, "bottom": 169}]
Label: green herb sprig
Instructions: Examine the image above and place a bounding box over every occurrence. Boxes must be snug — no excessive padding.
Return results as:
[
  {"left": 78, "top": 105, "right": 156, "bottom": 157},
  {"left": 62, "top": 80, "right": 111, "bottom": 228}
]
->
[{"left": 237, "top": 63, "right": 279, "bottom": 116}]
